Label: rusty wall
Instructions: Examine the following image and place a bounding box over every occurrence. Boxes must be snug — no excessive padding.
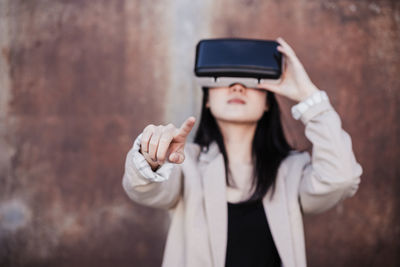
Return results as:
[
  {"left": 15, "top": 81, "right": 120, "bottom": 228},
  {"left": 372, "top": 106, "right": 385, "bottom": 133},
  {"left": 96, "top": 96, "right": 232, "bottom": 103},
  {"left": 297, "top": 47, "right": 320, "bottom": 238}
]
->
[{"left": 0, "top": 0, "right": 399, "bottom": 266}]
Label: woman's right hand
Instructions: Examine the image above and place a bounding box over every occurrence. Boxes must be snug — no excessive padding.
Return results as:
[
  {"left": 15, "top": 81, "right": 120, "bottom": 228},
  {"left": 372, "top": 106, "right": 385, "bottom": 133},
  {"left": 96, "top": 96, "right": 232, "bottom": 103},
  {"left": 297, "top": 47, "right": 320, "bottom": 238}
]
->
[{"left": 139, "top": 116, "right": 196, "bottom": 171}]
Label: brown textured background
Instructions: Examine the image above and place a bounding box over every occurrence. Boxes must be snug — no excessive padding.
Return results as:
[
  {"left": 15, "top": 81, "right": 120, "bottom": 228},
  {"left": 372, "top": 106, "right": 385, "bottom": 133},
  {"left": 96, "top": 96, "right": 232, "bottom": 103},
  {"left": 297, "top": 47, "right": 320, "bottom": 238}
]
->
[{"left": 0, "top": 0, "right": 399, "bottom": 266}]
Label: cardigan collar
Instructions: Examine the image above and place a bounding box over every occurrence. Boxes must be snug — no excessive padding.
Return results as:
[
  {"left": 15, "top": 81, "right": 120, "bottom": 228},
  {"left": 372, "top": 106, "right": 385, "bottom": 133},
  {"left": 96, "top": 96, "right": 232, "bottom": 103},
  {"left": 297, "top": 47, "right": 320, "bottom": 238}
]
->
[
  {"left": 198, "top": 141, "right": 221, "bottom": 163},
  {"left": 200, "top": 140, "right": 296, "bottom": 267}
]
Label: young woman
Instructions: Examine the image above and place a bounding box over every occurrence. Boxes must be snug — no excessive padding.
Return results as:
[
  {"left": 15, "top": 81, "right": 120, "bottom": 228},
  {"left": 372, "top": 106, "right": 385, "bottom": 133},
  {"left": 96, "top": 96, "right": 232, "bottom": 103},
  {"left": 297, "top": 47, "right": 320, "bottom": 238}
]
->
[{"left": 122, "top": 37, "right": 363, "bottom": 267}]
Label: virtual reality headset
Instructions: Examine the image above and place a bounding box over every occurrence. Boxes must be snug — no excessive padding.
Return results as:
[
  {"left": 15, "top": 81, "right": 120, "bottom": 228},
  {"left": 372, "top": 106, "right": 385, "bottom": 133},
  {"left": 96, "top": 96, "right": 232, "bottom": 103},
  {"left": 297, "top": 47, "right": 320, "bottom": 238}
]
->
[{"left": 194, "top": 38, "right": 283, "bottom": 88}]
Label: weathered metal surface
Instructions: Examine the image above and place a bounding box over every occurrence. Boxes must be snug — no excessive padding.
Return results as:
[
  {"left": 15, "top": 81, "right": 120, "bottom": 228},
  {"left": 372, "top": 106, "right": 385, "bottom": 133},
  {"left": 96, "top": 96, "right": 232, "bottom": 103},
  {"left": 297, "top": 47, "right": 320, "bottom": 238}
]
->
[
  {"left": 0, "top": 0, "right": 399, "bottom": 266},
  {"left": 1, "top": 1, "right": 170, "bottom": 266}
]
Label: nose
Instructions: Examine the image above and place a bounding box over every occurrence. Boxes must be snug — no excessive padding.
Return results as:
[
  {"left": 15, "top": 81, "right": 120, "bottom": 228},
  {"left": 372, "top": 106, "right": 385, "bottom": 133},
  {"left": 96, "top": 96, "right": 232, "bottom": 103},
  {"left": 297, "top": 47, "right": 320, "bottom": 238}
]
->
[{"left": 229, "top": 83, "right": 246, "bottom": 93}]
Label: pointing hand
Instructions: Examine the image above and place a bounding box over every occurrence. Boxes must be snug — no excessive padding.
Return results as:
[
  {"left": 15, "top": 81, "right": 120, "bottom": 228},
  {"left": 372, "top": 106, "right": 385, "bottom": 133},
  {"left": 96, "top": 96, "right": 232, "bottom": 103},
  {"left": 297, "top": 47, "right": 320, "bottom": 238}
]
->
[{"left": 139, "top": 116, "right": 196, "bottom": 171}]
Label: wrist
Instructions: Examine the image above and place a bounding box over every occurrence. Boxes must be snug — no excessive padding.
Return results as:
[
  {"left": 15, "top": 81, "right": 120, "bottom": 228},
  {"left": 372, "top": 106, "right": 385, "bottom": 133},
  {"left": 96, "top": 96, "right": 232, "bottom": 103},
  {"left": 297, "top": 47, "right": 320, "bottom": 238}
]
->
[
  {"left": 146, "top": 156, "right": 161, "bottom": 171},
  {"left": 298, "top": 85, "right": 320, "bottom": 102},
  {"left": 150, "top": 162, "right": 161, "bottom": 171}
]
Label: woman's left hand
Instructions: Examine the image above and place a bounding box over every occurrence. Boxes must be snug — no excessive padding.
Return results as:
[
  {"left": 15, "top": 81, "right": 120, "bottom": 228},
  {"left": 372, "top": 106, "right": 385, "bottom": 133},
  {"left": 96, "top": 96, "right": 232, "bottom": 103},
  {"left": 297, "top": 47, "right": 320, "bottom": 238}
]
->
[{"left": 257, "top": 37, "right": 320, "bottom": 102}]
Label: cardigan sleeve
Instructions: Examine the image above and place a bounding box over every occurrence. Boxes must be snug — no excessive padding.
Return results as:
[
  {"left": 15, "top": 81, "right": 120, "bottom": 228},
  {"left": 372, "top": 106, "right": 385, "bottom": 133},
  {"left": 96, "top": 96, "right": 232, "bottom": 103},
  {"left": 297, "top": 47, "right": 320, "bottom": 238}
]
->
[
  {"left": 296, "top": 92, "right": 363, "bottom": 215},
  {"left": 122, "top": 133, "right": 183, "bottom": 210}
]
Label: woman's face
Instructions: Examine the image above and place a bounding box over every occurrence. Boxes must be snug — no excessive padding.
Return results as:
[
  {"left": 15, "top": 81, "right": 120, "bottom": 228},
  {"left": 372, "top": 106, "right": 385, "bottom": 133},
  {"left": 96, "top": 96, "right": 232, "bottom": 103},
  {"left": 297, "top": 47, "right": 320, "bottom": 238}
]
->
[{"left": 206, "top": 83, "right": 268, "bottom": 124}]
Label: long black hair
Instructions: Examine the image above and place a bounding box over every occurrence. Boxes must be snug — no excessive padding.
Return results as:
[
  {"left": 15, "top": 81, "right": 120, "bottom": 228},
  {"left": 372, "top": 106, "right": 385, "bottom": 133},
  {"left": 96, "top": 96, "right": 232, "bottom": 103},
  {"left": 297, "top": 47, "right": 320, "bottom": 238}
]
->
[{"left": 194, "top": 87, "right": 293, "bottom": 202}]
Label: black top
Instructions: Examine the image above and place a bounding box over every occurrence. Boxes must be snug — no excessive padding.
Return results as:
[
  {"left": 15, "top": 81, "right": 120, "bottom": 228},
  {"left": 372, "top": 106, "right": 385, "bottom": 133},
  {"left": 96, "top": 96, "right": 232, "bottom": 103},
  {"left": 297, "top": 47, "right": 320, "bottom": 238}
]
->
[{"left": 225, "top": 199, "right": 281, "bottom": 267}]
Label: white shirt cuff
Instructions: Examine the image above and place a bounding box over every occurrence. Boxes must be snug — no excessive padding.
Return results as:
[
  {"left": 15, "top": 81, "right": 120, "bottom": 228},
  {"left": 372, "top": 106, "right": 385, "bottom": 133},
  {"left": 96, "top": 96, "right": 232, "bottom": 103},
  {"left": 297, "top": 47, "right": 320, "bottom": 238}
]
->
[{"left": 291, "top": 90, "right": 329, "bottom": 120}]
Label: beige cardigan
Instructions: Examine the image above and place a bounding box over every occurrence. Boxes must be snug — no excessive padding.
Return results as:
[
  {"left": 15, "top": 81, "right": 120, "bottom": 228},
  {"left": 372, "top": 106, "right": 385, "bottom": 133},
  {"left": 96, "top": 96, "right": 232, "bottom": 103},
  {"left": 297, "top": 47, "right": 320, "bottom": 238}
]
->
[{"left": 122, "top": 99, "right": 363, "bottom": 267}]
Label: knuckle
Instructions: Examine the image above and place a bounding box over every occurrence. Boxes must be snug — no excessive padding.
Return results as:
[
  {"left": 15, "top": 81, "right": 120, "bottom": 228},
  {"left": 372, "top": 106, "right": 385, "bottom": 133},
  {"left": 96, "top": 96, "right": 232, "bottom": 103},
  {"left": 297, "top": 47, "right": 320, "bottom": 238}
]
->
[
  {"left": 165, "top": 124, "right": 176, "bottom": 132},
  {"left": 161, "top": 127, "right": 173, "bottom": 135},
  {"left": 160, "top": 127, "right": 168, "bottom": 134},
  {"left": 144, "top": 124, "right": 155, "bottom": 131},
  {"left": 153, "top": 127, "right": 162, "bottom": 135},
  {"left": 143, "top": 128, "right": 155, "bottom": 137}
]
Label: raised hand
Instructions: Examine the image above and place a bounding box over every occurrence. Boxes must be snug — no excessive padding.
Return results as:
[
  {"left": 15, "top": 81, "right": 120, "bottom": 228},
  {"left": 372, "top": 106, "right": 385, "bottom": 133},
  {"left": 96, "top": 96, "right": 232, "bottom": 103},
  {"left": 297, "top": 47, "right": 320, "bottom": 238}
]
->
[
  {"left": 257, "top": 37, "right": 320, "bottom": 102},
  {"left": 139, "top": 116, "right": 196, "bottom": 171}
]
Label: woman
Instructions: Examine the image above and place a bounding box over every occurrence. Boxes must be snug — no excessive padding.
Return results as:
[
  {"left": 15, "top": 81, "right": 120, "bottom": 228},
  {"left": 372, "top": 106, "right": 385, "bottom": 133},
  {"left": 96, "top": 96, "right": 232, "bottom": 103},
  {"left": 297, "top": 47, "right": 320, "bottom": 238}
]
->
[{"left": 122, "top": 37, "right": 363, "bottom": 267}]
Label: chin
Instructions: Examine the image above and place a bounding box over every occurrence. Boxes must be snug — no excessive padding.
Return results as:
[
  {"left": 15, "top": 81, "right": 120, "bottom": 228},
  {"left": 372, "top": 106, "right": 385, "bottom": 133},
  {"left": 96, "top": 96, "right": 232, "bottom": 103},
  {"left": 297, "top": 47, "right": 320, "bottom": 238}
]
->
[
  {"left": 217, "top": 116, "right": 262, "bottom": 124},
  {"left": 210, "top": 108, "right": 264, "bottom": 123}
]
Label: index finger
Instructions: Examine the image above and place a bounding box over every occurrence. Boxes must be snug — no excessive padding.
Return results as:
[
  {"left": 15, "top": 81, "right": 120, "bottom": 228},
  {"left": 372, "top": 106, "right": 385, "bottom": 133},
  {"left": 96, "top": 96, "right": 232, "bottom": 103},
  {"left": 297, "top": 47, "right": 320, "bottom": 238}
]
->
[{"left": 175, "top": 116, "right": 196, "bottom": 139}]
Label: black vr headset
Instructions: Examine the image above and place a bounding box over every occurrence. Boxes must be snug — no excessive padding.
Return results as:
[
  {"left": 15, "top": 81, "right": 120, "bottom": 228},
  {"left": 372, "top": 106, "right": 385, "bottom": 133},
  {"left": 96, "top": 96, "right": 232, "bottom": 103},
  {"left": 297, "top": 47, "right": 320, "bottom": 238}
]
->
[{"left": 194, "top": 38, "right": 283, "bottom": 88}]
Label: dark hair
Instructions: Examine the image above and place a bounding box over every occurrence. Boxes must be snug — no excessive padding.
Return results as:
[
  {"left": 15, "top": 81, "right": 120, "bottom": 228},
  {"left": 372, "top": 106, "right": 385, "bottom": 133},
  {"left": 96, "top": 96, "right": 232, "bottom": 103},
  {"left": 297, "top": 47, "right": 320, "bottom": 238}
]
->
[{"left": 194, "top": 87, "right": 293, "bottom": 202}]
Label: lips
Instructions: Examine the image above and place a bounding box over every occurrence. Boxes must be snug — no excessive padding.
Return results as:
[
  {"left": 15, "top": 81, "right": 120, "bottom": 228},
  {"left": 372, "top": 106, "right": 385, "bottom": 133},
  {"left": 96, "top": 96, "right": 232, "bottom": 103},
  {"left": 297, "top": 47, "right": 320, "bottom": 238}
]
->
[{"left": 228, "top": 98, "right": 246, "bottom": 104}]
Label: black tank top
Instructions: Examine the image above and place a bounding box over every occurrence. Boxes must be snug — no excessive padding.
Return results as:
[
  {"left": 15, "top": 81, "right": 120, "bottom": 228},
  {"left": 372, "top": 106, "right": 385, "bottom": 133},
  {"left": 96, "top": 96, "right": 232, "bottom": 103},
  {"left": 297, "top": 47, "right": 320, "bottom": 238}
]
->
[{"left": 225, "top": 199, "right": 281, "bottom": 267}]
